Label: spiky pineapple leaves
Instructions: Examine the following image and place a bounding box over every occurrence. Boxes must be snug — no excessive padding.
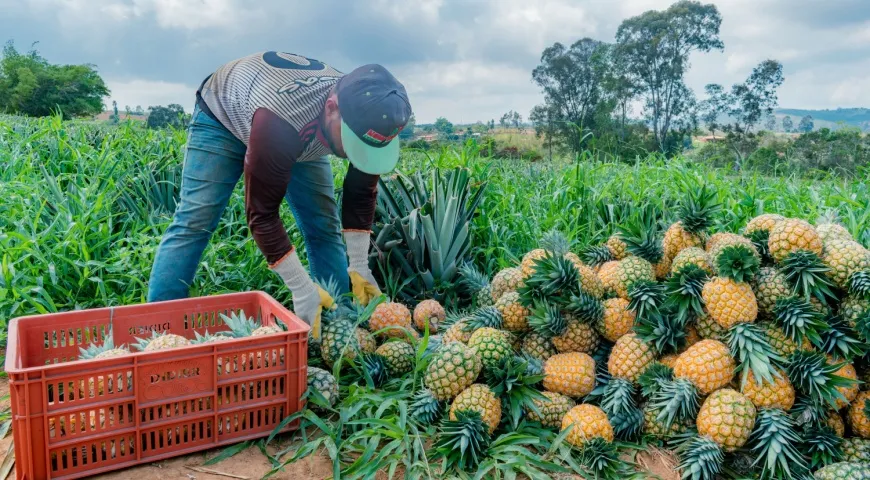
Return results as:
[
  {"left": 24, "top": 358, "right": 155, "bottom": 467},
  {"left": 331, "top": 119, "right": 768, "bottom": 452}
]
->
[
  {"left": 434, "top": 410, "right": 492, "bottom": 472},
  {"left": 779, "top": 250, "right": 837, "bottom": 305},
  {"left": 527, "top": 302, "right": 568, "bottom": 338},
  {"left": 715, "top": 244, "right": 760, "bottom": 283},
  {"left": 485, "top": 355, "right": 547, "bottom": 431},
  {"left": 746, "top": 229, "right": 774, "bottom": 265},
  {"left": 627, "top": 280, "right": 666, "bottom": 319},
  {"left": 575, "top": 437, "right": 629, "bottom": 480},
  {"left": 772, "top": 296, "right": 828, "bottom": 347},
  {"left": 600, "top": 379, "right": 643, "bottom": 440},
  {"left": 849, "top": 270, "right": 870, "bottom": 297},
  {"left": 410, "top": 389, "right": 445, "bottom": 425},
  {"left": 565, "top": 291, "right": 605, "bottom": 325},
  {"left": 465, "top": 305, "right": 504, "bottom": 331},
  {"left": 786, "top": 350, "right": 859, "bottom": 409},
  {"left": 617, "top": 208, "right": 664, "bottom": 266},
  {"left": 747, "top": 408, "right": 809, "bottom": 480},
  {"left": 819, "top": 316, "right": 868, "bottom": 361},
  {"left": 676, "top": 434, "right": 724, "bottom": 480},
  {"left": 678, "top": 184, "right": 721, "bottom": 236},
  {"left": 728, "top": 322, "right": 783, "bottom": 386},
  {"left": 666, "top": 265, "right": 709, "bottom": 321},
  {"left": 634, "top": 307, "right": 687, "bottom": 356},
  {"left": 519, "top": 253, "right": 581, "bottom": 307},
  {"left": 637, "top": 362, "right": 674, "bottom": 399},
  {"left": 800, "top": 425, "right": 843, "bottom": 470},
  {"left": 649, "top": 378, "right": 700, "bottom": 431},
  {"left": 582, "top": 244, "right": 615, "bottom": 267}
]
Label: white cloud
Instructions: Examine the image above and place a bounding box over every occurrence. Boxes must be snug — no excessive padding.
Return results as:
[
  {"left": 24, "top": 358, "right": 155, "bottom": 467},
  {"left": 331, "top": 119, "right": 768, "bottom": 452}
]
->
[{"left": 105, "top": 79, "right": 195, "bottom": 111}]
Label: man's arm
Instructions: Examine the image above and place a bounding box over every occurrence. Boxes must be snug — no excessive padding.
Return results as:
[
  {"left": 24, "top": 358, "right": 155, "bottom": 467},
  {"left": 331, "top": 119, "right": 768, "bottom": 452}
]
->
[{"left": 341, "top": 165, "right": 380, "bottom": 232}]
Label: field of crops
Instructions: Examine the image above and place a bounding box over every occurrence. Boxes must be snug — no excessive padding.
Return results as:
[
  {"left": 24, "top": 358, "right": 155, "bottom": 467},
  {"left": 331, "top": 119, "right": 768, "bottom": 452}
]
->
[{"left": 4, "top": 114, "right": 870, "bottom": 479}]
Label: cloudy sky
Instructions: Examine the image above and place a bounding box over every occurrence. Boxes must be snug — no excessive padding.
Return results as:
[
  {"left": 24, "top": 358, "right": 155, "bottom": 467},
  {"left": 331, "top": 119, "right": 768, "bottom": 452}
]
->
[{"left": 2, "top": 0, "right": 869, "bottom": 123}]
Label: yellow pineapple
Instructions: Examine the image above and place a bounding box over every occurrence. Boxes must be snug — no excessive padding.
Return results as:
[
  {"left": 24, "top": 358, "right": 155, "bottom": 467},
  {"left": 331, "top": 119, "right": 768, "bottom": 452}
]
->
[
  {"left": 740, "top": 369, "right": 795, "bottom": 409},
  {"left": 597, "top": 260, "right": 620, "bottom": 297},
  {"left": 578, "top": 264, "right": 606, "bottom": 298},
  {"left": 671, "top": 247, "right": 713, "bottom": 275},
  {"left": 606, "top": 235, "right": 628, "bottom": 260},
  {"left": 822, "top": 239, "right": 870, "bottom": 289},
  {"left": 660, "top": 354, "right": 679, "bottom": 369},
  {"left": 424, "top": 342, "right": 482, "bottom": 401},
  {"left": 768, "top": 218, "right": 823, "bottom": 262},
  {"left": 543, "top": 352, "right": 596, "bottom": 398},
  {"left": 848, "top": 391, "right": 870, "bottom": 438},
  {"left": 707, "top": 233, "right": 761, "bottom": 272},
  {"left": 356, "top": 328, "right": 376, "bottom": 353},
  {"left": 496, "top": 291, "right": 529, "bottom": 332},
  {"left": 561, "top": 404, "right": 614, "bottom": 445},
  {"left": 664, "top": 221, "right": 705, "bottom": 260},
  {"left": 614, "top": 256, "right": 654, "bottom": 299},
  {"left": 834, "top": 362, "right": 860, "bottom": 410},
  {"left": 491, "top": 267, "right": 524, "bottom": 301},
  {"left": 701, "top": 277, "right": 758, "bottom": 329},
  {"left": 684, "top": 325, "right": 701, "bottom": 348},
  {"left": 552, "top": 316, "right": 600, "bottom": 354},
  {"left": 607, "top": 333, "right": 655, "bottom": 383},
  {"left": 369, "top": 302, "right": 413, "bottom": 338},
  {"left": 827, "top": 412, "right": 846, "bottom": 437},
  {"left": 673, "top": 339, "right": 735, "bottom": 395},
  {"left": 705, "top": 232, "right": 732, "bottom": 253},
  {"left": 696, "top": 388, "right": 756, "bottom": 452},
  {"left": 654, "top": 256, "right": 672, "bottom": 280},
  {"left": 521, "top": 249, "right": 549, "bottom": 277},
  {"left": 413, "top": 299, "right": 445, "bottom": 333},
  {"left": 597, "top": 298, "right": 635, "bottom": 342},
  {"left": 442, "top": 319, "right": 473, "bottom": 344},
  {"left": 744, "top": 213, "right": 785, "bottom": 236},
  {"left": 817, "top": 222, "right": 853, "bottom": 245},
  {"left": 449, "top": 384, "right": 502, "bottom": 433}
]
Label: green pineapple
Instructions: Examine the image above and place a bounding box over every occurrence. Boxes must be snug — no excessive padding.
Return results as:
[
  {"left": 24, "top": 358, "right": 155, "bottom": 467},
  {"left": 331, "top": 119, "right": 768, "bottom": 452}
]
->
[
  {"left": 424, "top": 342, "right": 483, "bottom": 401},
  {"left": 525, "top": 391, "right": 574, "bottom": 429},
  {"left": 841, "top": 437, "right": 870, "bottom": 463},
  {"left": 306, "top": 366, "right": 338, "bottom": 409},
  {"left": 321, "top": 317, "right": 359, "bottom": 367},
  {"left": 521, "top": 332, "right": 557, "bottom": 361},
  {"left": 467, "top": 327, "right": 512, "bottom": 371},
  {"left": 460, "top": 263, "right": 494, "bottom": 307},
  {"left": 375, "top": 341, "right": 415, "bottom": 376},
  {"left": 814, "top": 462, "right": 870, "bottom": 480}
]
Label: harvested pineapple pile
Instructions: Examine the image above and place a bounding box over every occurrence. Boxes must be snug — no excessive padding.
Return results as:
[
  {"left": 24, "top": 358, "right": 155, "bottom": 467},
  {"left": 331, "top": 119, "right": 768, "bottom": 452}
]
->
[{"left": 308, "top": 187, "right": 870, "bottom": 479}]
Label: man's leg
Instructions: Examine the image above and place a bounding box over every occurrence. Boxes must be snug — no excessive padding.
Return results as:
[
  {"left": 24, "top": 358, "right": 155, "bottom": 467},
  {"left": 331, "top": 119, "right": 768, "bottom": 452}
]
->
[
  {"left": 284, "top": 157, "right": 350, "bottom": 294},
  {"left": 147, "top": 106, "right": 247, "bottom": 302}
]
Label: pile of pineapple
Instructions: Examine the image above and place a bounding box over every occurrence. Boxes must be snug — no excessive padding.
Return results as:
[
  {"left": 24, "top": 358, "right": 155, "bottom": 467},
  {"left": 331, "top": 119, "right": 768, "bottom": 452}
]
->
[{"left": 312, "top": 186, "right": 870, "bottom": 479}]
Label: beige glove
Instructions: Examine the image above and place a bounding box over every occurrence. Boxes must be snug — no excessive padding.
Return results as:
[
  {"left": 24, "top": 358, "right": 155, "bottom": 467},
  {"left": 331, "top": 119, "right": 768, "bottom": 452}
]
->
[
  {"left": 271, "top": 249, "right": 335, "bottom": 339},
  {"left": 345, "top": 231, "right": 382, "bottom": 305}
]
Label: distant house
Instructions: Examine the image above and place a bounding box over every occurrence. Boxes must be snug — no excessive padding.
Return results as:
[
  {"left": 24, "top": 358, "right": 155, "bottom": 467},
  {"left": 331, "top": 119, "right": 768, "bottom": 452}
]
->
[{"left": 417, "top": 134, "right": 438, "bottom": 142}]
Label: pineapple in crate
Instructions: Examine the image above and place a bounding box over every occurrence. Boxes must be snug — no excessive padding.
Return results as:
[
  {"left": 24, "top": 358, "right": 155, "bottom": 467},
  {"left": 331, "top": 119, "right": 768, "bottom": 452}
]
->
[{"left": 219, "top": 310, "right": 288, "bottom": 372}]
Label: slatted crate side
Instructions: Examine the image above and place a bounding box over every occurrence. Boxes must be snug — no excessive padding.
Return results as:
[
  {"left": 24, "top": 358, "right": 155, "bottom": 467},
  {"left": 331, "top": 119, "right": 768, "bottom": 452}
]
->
[
  {"left": 48, "top": 432, "right": 138, "bottom": 478},
  {"left": 217, "top": 403, "right": 288, "bottom": 442},
  {"left": 47, "top": 400, "right": 136, "bottom": 445},
  {"left": 11, "top": 311, "right": 114, "bottom": 369},
  {"left": 138, "top": 417, "right": 215, "bottom": 460}
]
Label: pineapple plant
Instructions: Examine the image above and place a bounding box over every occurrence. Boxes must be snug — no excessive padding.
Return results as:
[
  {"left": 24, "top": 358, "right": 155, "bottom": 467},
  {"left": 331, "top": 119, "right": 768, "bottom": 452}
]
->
[
  {"left": 597, "top": 297, "right": 635, "bottom": 342},
  {"left": 221, "top": 310, "right": 281, "bottom": 337},
  {"left": 607, "top": 333, "right": 655, "bottom": 383},
  {"left": 375, "top": 341, "right": 415, "bottom": 376},
  {"left": 433, "top": 410, "right": 492, "bottom": 472},
  {"left": 583, "top": 243, "right": 616, "bottom": 267},
  {"left": 449, "top": 384, "right": 501, "bottom": 433},
  {"left": 490, "top": 267, "right": 524, "bottom": 301},
  {"left": 466, "top": 327, "right": 512, "bottom": 370},
  {"left": 369, "top": 302, "right": 413, "bottom": 339},
  {"left": 424, "top": 342, "right": 483, "bottom": 401},
  {"left": 673, "top": 339, "right": 735, "bottom": 395},
  {"left": 707, "top": 234, "right": 761, "bottom": 279},
  {"left": 133, "top": 330, "right": 190, "bottom": 351},
  {"left": 521, "top": 332, "right": 557, "bottom": 361},
  {"left": 306, "top": 366, "right": 338, "bottom": 408},
  {"left": 459, "top": 263, "right": 493, "bottom": 307},
  {"left": 542, "top": 352, "right": 596, "bottom": 398},
  {"left": 526, "top": 391, "right": 575, "bottom": 428},
  {"left": 662, "top": 186, "right": 720, "bottom": 260},
  {"left": 413, "top": 299, "right": 445, "bottom": 333},
  {"left": 740, "top": 368, "right": 795, "bottom": 409},
  {"left": 495, "top": 291, "right": 529, "bottom": 332},
  {"left": 561, "top": 404, "right": 615, "bottom": 445},
  {"left": 552, "top": 315, "right": 600, "bottom": 355},
  {"left": 814, "top": 462, "right": 870, "bottom": 480},
  {"left": 671, "top": 247, "right": 713, "bottom": 275},
  {"left": 696, "top": 388, "right": 756, "bottom": 452}
]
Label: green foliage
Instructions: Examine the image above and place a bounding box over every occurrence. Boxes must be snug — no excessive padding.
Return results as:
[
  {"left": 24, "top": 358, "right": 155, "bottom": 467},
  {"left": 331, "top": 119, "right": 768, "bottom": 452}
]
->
[
  {"left": 0, "top": 41, "right": 109, "bottom": 119},
  {"left": 748, "top": 408, "right": 808, "bottom": 479},
  {"left": 146, "top": 104, "right": 189, "bottom": 129}
]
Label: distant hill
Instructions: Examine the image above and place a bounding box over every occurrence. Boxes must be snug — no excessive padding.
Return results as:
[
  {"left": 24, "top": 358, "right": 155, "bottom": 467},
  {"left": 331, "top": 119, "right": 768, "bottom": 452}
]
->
[{"left": 774, "top": 108, "right": 870, "bottom": 132}]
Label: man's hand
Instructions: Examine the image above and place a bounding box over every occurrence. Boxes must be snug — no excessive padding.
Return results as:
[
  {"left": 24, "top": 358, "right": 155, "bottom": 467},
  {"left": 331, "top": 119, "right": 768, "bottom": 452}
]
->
[
  {"left": 345, "top": 231, "right": 381, "bottom": 305},
  {"left": 271, "top": 248, "right": 335, "bottom": 339}
]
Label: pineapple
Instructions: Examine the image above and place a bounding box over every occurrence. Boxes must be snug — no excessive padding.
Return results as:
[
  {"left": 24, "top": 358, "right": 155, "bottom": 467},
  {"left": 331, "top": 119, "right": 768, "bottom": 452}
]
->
[
  {"left": 841, "top": 294, "right": 870, "bottom": 329},
  {"left": 375, "top": 341, "right": 415, "bottom": 376},
  {"left": 850, "top": 391, "right": 870, "bottom": 438},
  {"left": 654, "top": 256, "right": 672, "bottom": 281},
  {"left": 740, "top": 368, "right": 795, "bottom": 409},
  {"left": 768, "top": 218, "right": 824, "bottom": 262},
  {"left": 191, "top": 330, "right": 232, "bottom": 344},
  {"left": 663, "top": 221, "right": 706, "bottom": 260},
  {"left": 664, "top": 187, "right": 720, "bottom": 259},
  {"left": 823, "top": 239, "right": 870, "bottom": 290},
  {"left": 701, "top": 277, "right": 758, "bottom": 329},
  {"left": 78, "top": 332, "right": 132, "bottom": 397},
  {"left": 521, "top": 249, "right": 549, "bottom": 277},
  {"left": 814, "top": 462, "right": 870, "bottom": 480},
  {"left": 542, "top": 352, "right": 596, "bottom": 398},
  {"left": 642, "top": 403, "right": 690, "bottom": 439},
  {"left": 413, "top": 299, "right": 445, "bottom": 333},
  {"left": 133, "top": 330, "right": 190, "bottom": 351},
  {"left": 467, "top": 327, "right": 512, "bottom": 370},
  {"left": 671, "top": 247, "right": 713, "bottom": 275},
  {"left": 752, "top": 267, "right": 790, "bottom": 319},
  {"left": 696, "top": 388, "right": 756, "bottom": 452},
  {"left": 424, "top": 342, "right": 482, "bottom": 401},
  {"left": 521, "top": 333, "right": 557, "bottom": 361},
  {"left": 695, "top": 312, "right": 726, "bottom": 341},
  {"left": 306, "top": 366, "right": 338, "bottom": 408},
  {"left": 744, "top": 213, "right": 785, "bottom": 236},
  {"left": 607, "top": 235, "right": 628, "bottom": 260},
  {"left": 673, "top": 339, "right": 735, "bottom": 395},
  {"left": 490, "top": 267, "right": 524, "bottom": 301},
  {"left": 578, "top": 264, "right": 606, "bottom": 299},
  {"left": 251, "top": 324, "right": 282, "bottom": 336},
  {"left": 705, "top": 231, "right": 731, "bottom": 253},
  {"left": 449, "top": 384, "right": 502, "bottom": 433},
  {"left": 597, "top": 260, "right": 620, "bottom": 296},
  {"left": 442, "top": 319, "right": 473, "bottom": 344},
  {"left": 459, "top": 263, "right": 494, "bottom": 307},
  {"left": 841, "top": 437, "right": 870, "bottom": 463},
  {"left": 221, "top": 310, "right": 260, "bottom": 337},
  {"left": 561, "top": 404, "right": 614, "bottom": 445},
  {"left": 526, "top": 391, "right": 575, "bottom": 428},
  {"left": 684, "top": 325, "right": 701, "bottom": 348},
  {"left": 762, "top": 322, "right": 809, "bottom": 357},
  {"left": 659, "top": 354, "right": 679, "bottom": 369},
  {"left": 321, "top": 318, "right": 359, "bottom": 366},
  {"left": 816, "top": 222, "right": 854, "bottom": 245},
  {"left": 495, "top": 291, "right": 529, "bottom": 332},
  {"left": 834, "top": 362, "right": 860, "bottom": 410},
  {"left": 597, "top": 298, "right": 635, "bottom": 342},
  {"left": 552, "top": 316, "right": 600, "bottom": 355},
  {"left": 607, "top": 333, "right": 655, "bottom": 383},
  {"left": 827, "top": 412, "right": 846, "bottom": 437},
  {"left": 369, "top": 302, "right": 413, "bottom": 339},
  {"left": 614, "top": 257, "right": 654, "bottom": 299}
]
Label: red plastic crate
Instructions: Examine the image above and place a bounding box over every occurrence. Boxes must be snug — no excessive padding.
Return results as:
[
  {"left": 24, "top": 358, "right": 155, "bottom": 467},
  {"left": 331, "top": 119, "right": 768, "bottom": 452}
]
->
[{"left": 4, "top": 291, "right": 309, "bottom": 480}]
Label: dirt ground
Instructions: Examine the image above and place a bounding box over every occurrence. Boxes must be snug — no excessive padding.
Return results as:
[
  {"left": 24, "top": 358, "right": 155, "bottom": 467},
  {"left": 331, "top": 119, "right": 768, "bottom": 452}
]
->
[{"left": 0, "top": 375, "right": 679, "bottom": 480}]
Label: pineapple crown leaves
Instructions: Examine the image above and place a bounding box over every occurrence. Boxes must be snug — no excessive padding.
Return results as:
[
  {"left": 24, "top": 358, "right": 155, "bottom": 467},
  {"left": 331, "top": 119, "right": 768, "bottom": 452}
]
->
[
  {"left": 748, "top": 408, "right": 810, "bottom": 480},
  {"left": 516, "top": 352, "right": 544, "bottom": 378},
  {"left": 799, "top": 425, "right": 843, "bottom": 471},
  {"left": 607, "top": 407, "right": 644, "bottom": 441},
  {"left": 627, "top": 279, "right": 666, "bottom": 319},
  {"left": 786, "top": 350, "right": 859, "bottom": 409},
  {"left": 576, "top": 437, "right": 629, "bottom": 480},
  {"left": 219, "top": 310, "right": 260, "bottom": 338},
  {"left": 192, "top": 329, "right": 230, "bottom": 344},
  {"left": 678, "top": 184, "right": 721, "bottom": 235},
  {"left": 746, "top": 229, "right": 774, "bottom": 265},
  {"left": 855, "top": 310, "right": 870, "bottom": 343},
  {"left": 409, "top": 389, "right": 445, "bottom": 425},
  {"left": 849, "top": 270, "right": 870, "bottom": 297},
  {"left": 637, "top": 362, "right": 674, "bottom": 399},
  {"left": 649, "top": 378, "right": 700, "bottom": 431},
  {"left": 132, "top": 330, "right": 164, "bottom": 351},
  {"left": 458, "top": 262, "right": 491, "bottom": 293},
  {"left": 819, "top": 315, "right": 868, "bottom": 361},
  {"left": 464, "top": 305, "right": 504, "bottom": 332},
  {"left": 664, "top": 264, "right": 708, "bottom": 321},
  {"left": 355, "top": 353, "right": 390, "bottom": 388},
  {"left": 633, "top": 308, "right": 687, "bottom": 356},
  {"left": 526, "top": 302, "right": 568, "bottom": 338},
  {"left": 582, "top": 244, "right": 615, "bottom": 267},
  {"left": 779, "top": 251, "right": 837, "bottom": 305},
  {"left": 78, "top": 328, "right": 125, "bottom": 359},
  {"left": 617, "top": 212, "right": 664, "bottom": 265},
  {"left": 728, "top": 322, "right": 784, "bottom": 386},
  {"left": 714, "top": 244, "right": 760, "bottom": 283},
  {"left": 772, "top": 296, "right": 828, "bottom": 347},
  {"left": 484, "top": 355, "right": 547, "bottom": 430},
  {"left": 675, "top": 435, "right": 724, "bottom": 480},
  {"left": 539, "top": 229, "right": 573, "bottom": 256},
  {"left": 790, "top": 394, "right": 829, "bottom": 429},
  {"left": 600, "top": 378, "right": 638, "bottom": 416},
  {"left": 564, "top": 291, "right": 605, "bottom": 325},
  {"left": 519, "top": 252, "right": 582, "bottom": 305},
  {"left": 433, "top": 409, "right": 492, "bottom": 472}
]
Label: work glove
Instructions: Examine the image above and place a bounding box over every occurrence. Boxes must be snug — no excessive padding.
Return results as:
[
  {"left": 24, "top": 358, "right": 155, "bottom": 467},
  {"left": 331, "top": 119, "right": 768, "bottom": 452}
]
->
[
  {"left": 345, "top": 231, "right": 382, "bottom": 305},
  {"left": 271, "top": 249, "right": 335, "bottom": 339}
]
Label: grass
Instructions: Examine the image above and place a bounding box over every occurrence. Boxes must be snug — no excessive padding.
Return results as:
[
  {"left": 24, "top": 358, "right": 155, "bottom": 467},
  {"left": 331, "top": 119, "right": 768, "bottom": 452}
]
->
[{"left": 3, "top": 113, "right": 870, "bottom": 478}]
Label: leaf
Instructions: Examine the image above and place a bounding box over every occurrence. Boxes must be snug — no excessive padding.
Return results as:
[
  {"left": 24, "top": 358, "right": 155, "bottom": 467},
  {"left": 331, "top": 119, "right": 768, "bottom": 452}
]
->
[{"left": 204, "top": 441, "right": 252, "bottom": 465}]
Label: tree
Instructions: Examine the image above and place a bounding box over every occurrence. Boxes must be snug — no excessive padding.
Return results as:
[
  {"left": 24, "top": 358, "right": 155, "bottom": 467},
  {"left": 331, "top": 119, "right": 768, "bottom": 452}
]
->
[
  {"left": 134, "top": 105, "right": 144, "bottom": 115},
  {"left": 603, "top": 48, "right": 640, "bottom": 141},
  {"left": 109, "top": 100, "right": 119, "bottom": 124},
  {"left": 146, "top": 104, "right": 188, "bottom": 129},
  {"left": 798, "top": 115, "right": 814, "bottom": 133},
  {"left": 433, "top": 117, "right": 454, "bottom": 139},
  {"left": 700, "top": 84, "right": 726, "bottom": 136},
  {"left": 782, "top": 116, "right": 794, "bottom": 132},
  {"left": 765, "top": 115, "right": 777, "bottom": 131},
  {"left": 615, "top": 1, "right": 724, "bottom": 152},
  {"left": 531, "top": 38, "right": 611, "bottom": 153},
  {"left": 501, "top": 110, "right": 522, "bottom": 130},
  {"left": 0, "top": 41, "right": 109, "bottom": 118},
  {"left": 488, "top": 119, "right": 495, "bottom": 130},
  {"left": 398, "top": 113, "right": 415, "bottom": 140},
  {"left": 529, "top": 104, "right": 561, "bottom": 159}
]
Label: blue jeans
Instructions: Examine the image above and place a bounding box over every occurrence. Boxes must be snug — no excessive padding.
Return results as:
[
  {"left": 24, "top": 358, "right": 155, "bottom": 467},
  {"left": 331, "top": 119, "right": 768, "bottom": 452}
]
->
[{"left": 147, "top": 105, "right": 349, "bottom": 302}]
